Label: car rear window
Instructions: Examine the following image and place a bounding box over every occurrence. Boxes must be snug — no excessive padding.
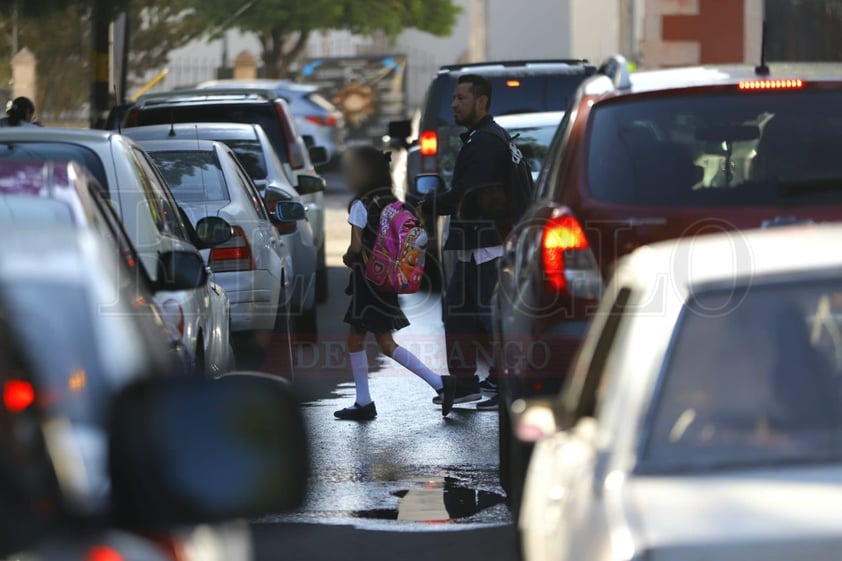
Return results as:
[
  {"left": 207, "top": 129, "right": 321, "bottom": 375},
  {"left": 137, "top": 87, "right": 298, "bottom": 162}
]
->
[
  {"left": 0, "top": 197, "right": 75, "bottom": 225},
  {"left": 434, "top": 74, "right": 585, "bottom": 126},
  {"left": 305, "top": 92, "right": 337, "bottom": 112},
  {"left": 587, "top": 90, "right": 842, "bottom": 207},
  {"left": 135, "top": 105, "right": 289, "bottom": 163},
  {"left": 643, "top": 280, "right": 842, "bottom": 472},
  {"left": 146, "top": 150, "right": 230, "bottom": 203},
  {"left": 218, "top": 140, "right": 267, "bottom": 180},
  {"left": 0, "top": 142, "right": 109, "bottom": 189}
]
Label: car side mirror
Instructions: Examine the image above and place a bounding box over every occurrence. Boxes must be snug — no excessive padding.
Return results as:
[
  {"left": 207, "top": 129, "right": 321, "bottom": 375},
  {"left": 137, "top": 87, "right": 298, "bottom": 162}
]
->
[
  {"left": 108, "top": 374, "right": 309, "bottom": 531},
  {"left": 414, "top": 174, "right": 447, "bottom": 196},
  {"left": 273, "top": 201, "right": 306, "bottom": 232},
  {"left": 253, "top": 179, "right": 269, "bottom": 194},
  {"left": 301, "top": 134, "right": 316, "bottom": 148},
  {"left": 154, "top": 250, "right": 208, "bottom": 292},
  {"left": 296, "top": 175, "right": 325, "bottom": 196},
  {"left": 195, "top": 216, "right": 233, "bottom": 249},
  {"left": 308, "top": 145, "right": 329, "bottom": 167}
]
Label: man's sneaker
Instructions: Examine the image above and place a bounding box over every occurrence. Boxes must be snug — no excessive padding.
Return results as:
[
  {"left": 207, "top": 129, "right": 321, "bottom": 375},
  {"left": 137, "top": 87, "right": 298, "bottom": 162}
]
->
[
  {"left": 480, "top": 378, "right": 498, "bottom": 393},
  {"left": 441, "top": 376, "right": 456, "bottom": 417},
  {"left": 433, "top": 377, "right": 482, "bottom": 404},
  {"left": 334, "top": 402, "right": 377, "bottom": 420},
  {"left": 476, "top": 395, "right": 500, "bottom": 411}
]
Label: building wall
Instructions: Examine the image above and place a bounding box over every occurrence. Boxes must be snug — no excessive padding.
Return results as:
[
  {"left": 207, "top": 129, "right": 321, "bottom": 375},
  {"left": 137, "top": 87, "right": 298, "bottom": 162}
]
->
[
  {"left": 486, "top": 0, "right": 572, "bottom": 60},
  {"left": 570, "top": 0, "right": 621, "bottom": 63},
  {"left": 640, "top": 0, "right": 763, "bottom": 67}
]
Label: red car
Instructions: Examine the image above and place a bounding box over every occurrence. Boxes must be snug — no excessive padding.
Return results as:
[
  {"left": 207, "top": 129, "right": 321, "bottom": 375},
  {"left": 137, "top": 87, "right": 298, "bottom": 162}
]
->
[{"left": 495, "top": 57, "right": 842, "bottom": 508}]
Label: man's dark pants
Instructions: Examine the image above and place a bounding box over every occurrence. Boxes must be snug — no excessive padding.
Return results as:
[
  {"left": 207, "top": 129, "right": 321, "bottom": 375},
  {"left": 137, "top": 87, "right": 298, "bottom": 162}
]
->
[{"left": 443, "top": 256, "right": 499, "bottom": 381}]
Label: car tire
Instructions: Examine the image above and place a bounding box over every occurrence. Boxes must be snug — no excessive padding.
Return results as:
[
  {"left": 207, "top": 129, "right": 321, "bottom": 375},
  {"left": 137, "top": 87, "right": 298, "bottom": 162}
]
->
[
  {"left": 316, "top": 244, "right": 329, "bottom": 303},
  {"left": 269, "top": 287, "right": 296, "bottom": 380},
  {"left": 295, "top": 305, "right": 319, "bottom": 343},
  {"left": 499, "top": 401, "right": 532, "bottom": 523},
  {"left": 194, "top": 333, "right": 205, "bottom": 377}
]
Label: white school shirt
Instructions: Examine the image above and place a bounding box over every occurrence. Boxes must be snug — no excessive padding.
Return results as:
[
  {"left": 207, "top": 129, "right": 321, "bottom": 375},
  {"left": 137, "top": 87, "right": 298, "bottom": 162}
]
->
[{"left": 348, "top": 200, "right": 367, "bottom": 228}]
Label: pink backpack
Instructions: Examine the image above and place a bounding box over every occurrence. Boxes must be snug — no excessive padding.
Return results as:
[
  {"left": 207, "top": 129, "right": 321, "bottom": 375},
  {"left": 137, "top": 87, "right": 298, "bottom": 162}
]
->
[{"left": 365, "top": 201, "right": 427, "bottom": 294}]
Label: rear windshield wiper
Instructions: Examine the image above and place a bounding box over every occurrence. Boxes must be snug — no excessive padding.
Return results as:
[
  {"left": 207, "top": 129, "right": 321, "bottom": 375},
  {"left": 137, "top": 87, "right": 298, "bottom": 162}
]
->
[{"left": 776, "top": 177, "right": 842, "bottom": 197}]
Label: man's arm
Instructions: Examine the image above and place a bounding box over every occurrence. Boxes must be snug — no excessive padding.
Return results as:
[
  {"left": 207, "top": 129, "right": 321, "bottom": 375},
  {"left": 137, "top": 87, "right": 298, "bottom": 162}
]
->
[{"left": 422, "top": 132, "right": 507, "bottom": 216}]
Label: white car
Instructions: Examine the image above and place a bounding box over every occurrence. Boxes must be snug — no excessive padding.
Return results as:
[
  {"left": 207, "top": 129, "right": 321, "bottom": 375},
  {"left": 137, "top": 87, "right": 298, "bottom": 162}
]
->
[
  {"left": 519, "top": 223, "right": 842, "bottom": 561},
  {"left": 139, "top": 139, "right": 299, "bottom": 342},
  {"left": 124, "top": 123, "right": 320, "bottom": 339},
  {"left": 495, "top": 111, "right": 565, "bottom": 181},
  {"left": 0, "top": 128, "right": 234, "bottom": 375}
]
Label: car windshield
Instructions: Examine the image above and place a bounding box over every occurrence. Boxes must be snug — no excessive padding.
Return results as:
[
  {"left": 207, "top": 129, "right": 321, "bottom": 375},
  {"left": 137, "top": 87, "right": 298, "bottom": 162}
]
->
[
  {"left": 436, "top": 74, "right": 585, "bottom": 125},
  {"left": 0, "top": 197, "right": 75, "bottom": 225},
  {"left": 135, "top": 105, "right": 290, "bottom": 163},
  {"left": 506, "top": 122, "right": 559, "bottom": 173},
  {"left": 220, "top": 139, "right": 268, "bottom": 180},
  {"left": 587, "top": 90, "right": 842, "bottom": 207},
  {"left": 147, "top": 150, "right": 230, "bottom": 203},
  {"left": 643, "top": 279, "right": 842, "bottom": 472},
  {"left": 0, "top": 142, "right": 109, "bottom": 188}
]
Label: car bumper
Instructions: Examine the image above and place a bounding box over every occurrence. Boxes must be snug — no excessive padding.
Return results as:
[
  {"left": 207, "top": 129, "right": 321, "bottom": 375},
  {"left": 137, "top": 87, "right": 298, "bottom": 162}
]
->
[{"left": 214, "top": 270, "right": 279, "bottom": 332}]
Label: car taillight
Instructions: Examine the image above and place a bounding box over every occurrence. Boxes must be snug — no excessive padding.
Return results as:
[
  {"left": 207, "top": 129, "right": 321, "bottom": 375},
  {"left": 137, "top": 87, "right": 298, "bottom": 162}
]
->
[
  {"left": 209, "top": 226, "right": 255, "bottom": 272},
  {"left": 275, "top": 101, "right": 304, "bottom": 169},
  {"left": 542, "top": 215, "right": 588, "bottom": 292},
  {"left": 86, "top": 545, "right": 123, "bottom": 561},
  {"left": 738, "top": 79, "right": 804, "bottom": 91},
  {"left": 419, "top": 130, "right": 438, "bottom": 157},
  {"left": 4, "top": 379, "right": 34, "bottom": 413},
  {"left": 305, "top": 115, "right": 337, "bottom": 127},
  {"left": 161, "top": 299, "right": 185, "bottom": 336}
]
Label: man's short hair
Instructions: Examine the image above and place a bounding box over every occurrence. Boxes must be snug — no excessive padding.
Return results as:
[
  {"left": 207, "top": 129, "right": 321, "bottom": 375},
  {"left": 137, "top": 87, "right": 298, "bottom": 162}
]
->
[{"left": 458, "top": 74, "right": 492, "bottom": 108}]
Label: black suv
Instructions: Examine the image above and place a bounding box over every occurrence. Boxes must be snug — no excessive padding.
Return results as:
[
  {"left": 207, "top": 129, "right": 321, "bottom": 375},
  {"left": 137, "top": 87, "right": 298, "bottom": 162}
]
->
[{"left": 389, "top": 60, "right": 597, "bottom": 287}]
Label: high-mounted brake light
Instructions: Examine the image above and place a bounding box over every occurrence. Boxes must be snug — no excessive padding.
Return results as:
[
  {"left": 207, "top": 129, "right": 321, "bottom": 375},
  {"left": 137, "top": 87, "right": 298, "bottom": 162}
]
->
[
  {"left": 419, "top": 130, "right": 438, "bottom": 157},
  {"left": 542, "top": 215, "right": 588, "bottom": 292},
  {"left": 738, "top": 79, "right": 804, "bottom": 91},
  {"left": 506, "top": 80, "right": 521, "bottom": 88},
  {"left": 4, "top": 379, "right": 34, "bottom": 413}
]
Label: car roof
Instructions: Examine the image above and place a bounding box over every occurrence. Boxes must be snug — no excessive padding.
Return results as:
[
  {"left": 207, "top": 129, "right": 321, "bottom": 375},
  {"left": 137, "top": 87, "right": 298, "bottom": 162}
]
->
[
  {"left": 123, "top": 123, "right": 260, "bottom": 142},
  {"left": 135, "top": 88, "right": 280, "bottom": 108},
  {"left": 616, "top": 223, "right": 842, "bottom": 299},
  {"left": 136, "top": 138, "right": 219, "bottom": 153},
  {"left": 438, "top": 59, "right": 595, "bottom": 77},
  {"left": 0, "top": 127, "right": 117, "bottom": 145},
  {"left": 494, "top": 111, "right": 566, "bottom": 129},
  {"left": 198, "top": 79, "right": 316, "bottom": 94}
]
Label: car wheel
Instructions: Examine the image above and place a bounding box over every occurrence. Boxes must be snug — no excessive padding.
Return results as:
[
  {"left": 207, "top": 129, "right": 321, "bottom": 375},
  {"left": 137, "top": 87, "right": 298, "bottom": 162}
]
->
[
  {"left": 500, "top": 400, "right": 532, "bottom": 523},
  {"left": 316, "top": 244, "right": 328, "bottom": 303},
  {"left": 295, "top": 305, "right": 319, "bottom": 343}
]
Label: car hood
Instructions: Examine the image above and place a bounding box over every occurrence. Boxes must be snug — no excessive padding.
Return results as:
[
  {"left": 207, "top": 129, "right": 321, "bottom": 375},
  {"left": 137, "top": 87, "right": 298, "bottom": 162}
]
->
[{"left": 628, "top": 466, "right": 842, "bottom": 561}]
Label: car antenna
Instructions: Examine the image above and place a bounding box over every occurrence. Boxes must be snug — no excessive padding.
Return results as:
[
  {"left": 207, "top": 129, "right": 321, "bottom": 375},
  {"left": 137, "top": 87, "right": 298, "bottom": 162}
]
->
[
  {"left": 168, "top": 110, "right": 176, "bottom": 137},
  {"left": 113, "top": 85, "right": 122, "bottom": 134},
  {"left": 755, "top": 20, "right": 770, "bottom": 76}
]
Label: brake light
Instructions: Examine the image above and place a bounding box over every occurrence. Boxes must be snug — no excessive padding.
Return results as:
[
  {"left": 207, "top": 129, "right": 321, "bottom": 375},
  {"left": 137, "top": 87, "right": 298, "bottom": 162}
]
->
[
  {"left": 305, "top": 115, "right": 337, "bottom": 127},
  {"left": 86, "top": 546, "right": 123, "bottom": 561},
  {"left": 420, "top": 130, "right": 438, "bottom": 157},
  {"left": 4, "top": 379, "right": 34, "bottom": 413},
  {"left": 542, "top": 215, "right": 588, "bottom": 292},
  {"left": 275, "top": 101, "right": 304, "bottom": 169},
  {"left": 738, "top": 79, "right": 804, "bottom": 91},
  {"left": 506, "top": 80, "right": 521, "bottom": 88},
  {"left": 209, "top": 226, "right": 255, "bottom": 272}
]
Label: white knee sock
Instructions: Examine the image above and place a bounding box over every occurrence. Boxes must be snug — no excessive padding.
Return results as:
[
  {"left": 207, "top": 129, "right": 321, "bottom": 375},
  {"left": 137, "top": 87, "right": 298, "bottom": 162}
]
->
[
  {"left": 350, "top": 351, "right": 372, "bottom": 406},
  {"left": 392, "top": 346, "right": 443, "bottom": 391}
]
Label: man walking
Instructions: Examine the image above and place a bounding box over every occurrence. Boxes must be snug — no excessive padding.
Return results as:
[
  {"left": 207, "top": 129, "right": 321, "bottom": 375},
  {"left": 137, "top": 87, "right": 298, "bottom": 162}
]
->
[{"left": 422, "top": 74, "right": 509, "bottom": 410}]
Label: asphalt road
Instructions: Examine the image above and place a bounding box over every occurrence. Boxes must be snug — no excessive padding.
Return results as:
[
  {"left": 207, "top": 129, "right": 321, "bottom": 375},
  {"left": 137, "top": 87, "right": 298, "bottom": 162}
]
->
[{"left": 249, "top": 171, "right": 519, "bottom": 561}]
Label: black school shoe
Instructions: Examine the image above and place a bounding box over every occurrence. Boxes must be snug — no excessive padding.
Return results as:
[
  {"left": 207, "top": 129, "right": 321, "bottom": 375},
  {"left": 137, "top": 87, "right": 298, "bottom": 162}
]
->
[
  {"left": 433, "top": 377, "right": 482, "bottom": 405},
  {"left": 334, "top": 402, "right": 377, "bottom": 420}
]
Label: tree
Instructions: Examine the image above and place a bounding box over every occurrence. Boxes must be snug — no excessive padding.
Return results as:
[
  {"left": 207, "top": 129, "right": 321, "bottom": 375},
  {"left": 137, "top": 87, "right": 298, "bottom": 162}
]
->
[{"left": 191, "top": 0, "right": 461, "bottom": 78}]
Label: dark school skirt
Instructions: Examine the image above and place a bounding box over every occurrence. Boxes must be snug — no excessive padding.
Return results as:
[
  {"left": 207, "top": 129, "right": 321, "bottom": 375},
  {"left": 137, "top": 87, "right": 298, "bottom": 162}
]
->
[{"left": 344, "top": 267, "right": 409, "bottom": 334}]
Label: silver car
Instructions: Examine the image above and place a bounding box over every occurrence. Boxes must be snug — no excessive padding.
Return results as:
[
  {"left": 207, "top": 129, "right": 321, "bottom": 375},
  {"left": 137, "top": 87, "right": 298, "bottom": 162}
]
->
[
  {"left": 519, "top": 223, "right": 842, "bottom": 561},
  {"left": 124, "top": 123, "right": 320, "bottom": 339}
]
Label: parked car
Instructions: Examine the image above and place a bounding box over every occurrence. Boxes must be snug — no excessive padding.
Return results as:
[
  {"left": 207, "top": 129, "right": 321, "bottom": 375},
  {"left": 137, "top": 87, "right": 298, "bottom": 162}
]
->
[
  {"left": 391, "top": 59, "right": 596, "bottom": 287},
  {"left": 124, "top": 88, "right": 330, "bottom": 300},
  {"left": 0, "top": 234, "right": 308, "bottom": 560},
  {"left": 125, "top": 123, "right": 321, "bottom": 340},
  {"left": 137, "top": 139, "right": 303, "bottom": 351},
  {"left": 0, "top": 159, "right": 225, "bottom": 374},
  {"left": 495, "top": 111, "right": 565, "bottom": 180},
  {"left": 198, "top": 79, "right": 347, "bottom": 164},
  {"left": 494, "top": 57, "right": 842, "bottom": 511},
  {"left": 518, "top": 223, "right": 842, "bottom": 561},
  {"left": 0, "top": 129, "right": 235, "bottom": 375}
]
